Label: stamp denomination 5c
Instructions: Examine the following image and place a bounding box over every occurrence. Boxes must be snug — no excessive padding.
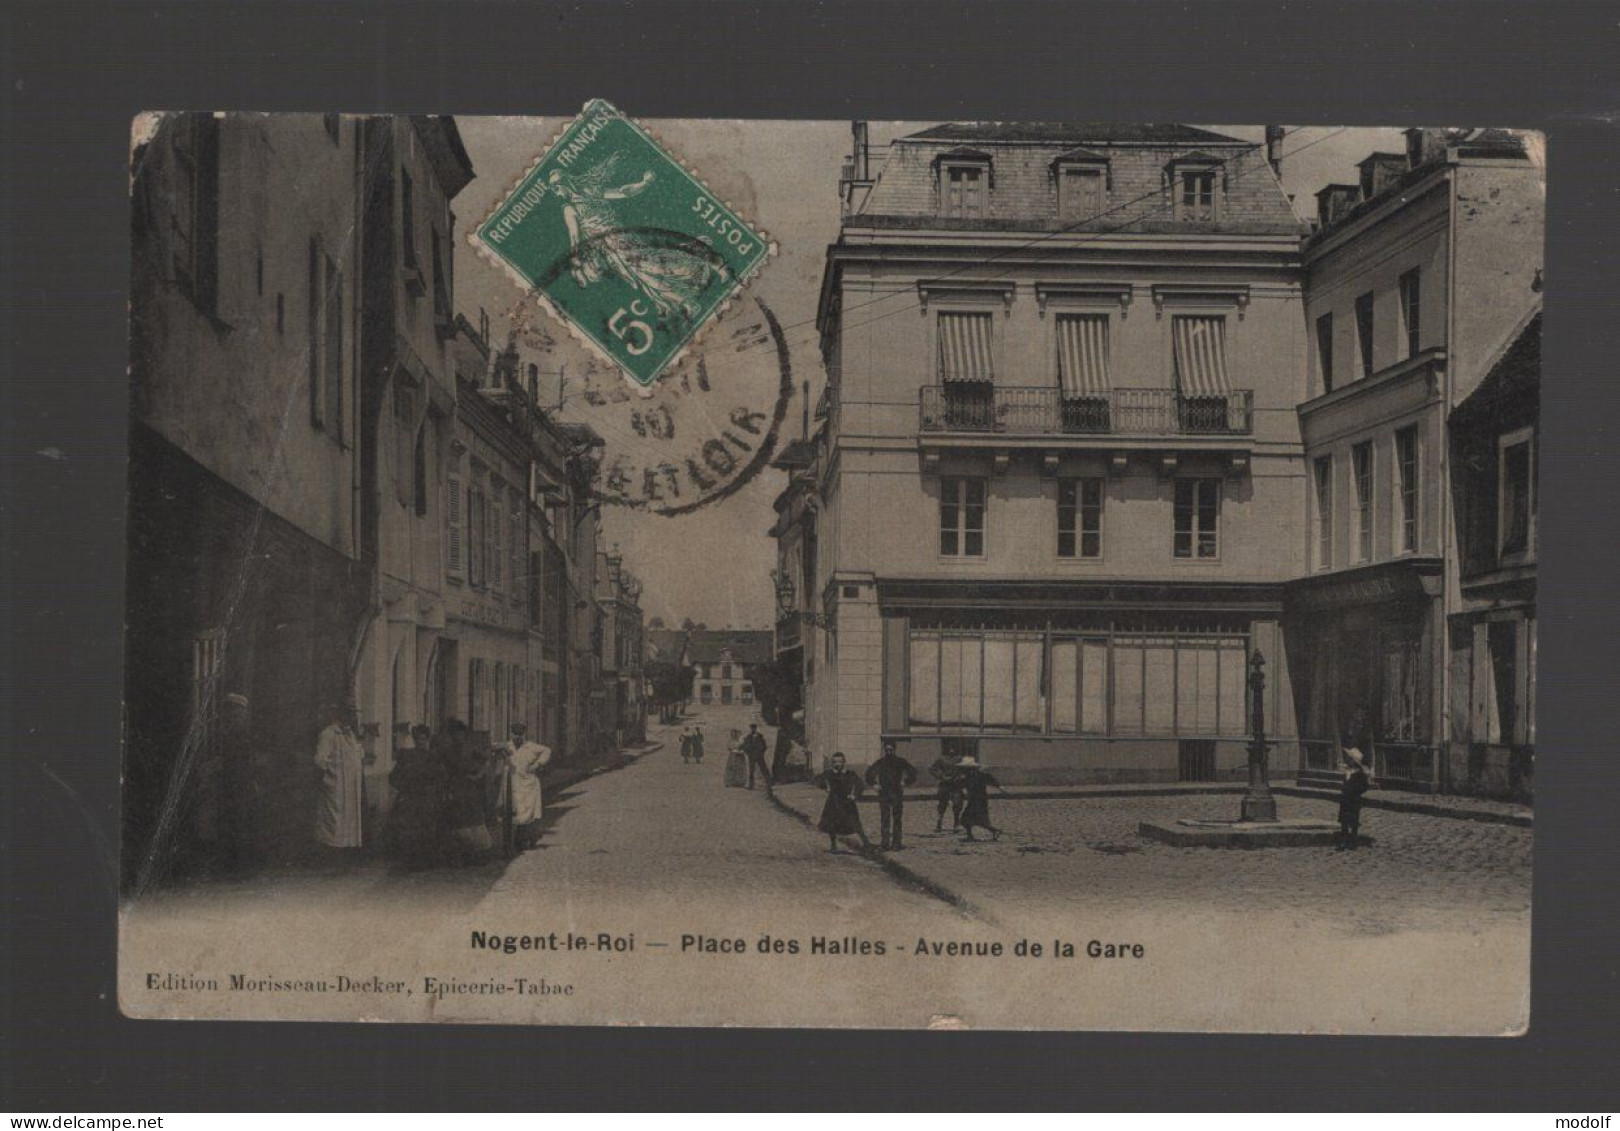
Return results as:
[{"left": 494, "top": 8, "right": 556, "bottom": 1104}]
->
[{"left": 472, "top": 99, "right": 775, "bottom": 390}]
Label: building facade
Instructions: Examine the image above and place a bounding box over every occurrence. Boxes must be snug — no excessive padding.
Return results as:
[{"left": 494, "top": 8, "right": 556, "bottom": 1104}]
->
[
  {"left": 127, "top": 113, "right": 372, "bottom": 880},
  {"left": 350, "top": 114, "right": 476, "bottom": 818},
  {"left": 803, "top": 122, "right": 1308, "bottom": 781},
  {"left": 1447, "top": 311, "right": 1539, "bottom": 797},
  {"left": 125, "top": 113, "right": 654, "bottom": 887},
  {"left": 1288, "top": 128, "right": 1542, "bottom": 797}
]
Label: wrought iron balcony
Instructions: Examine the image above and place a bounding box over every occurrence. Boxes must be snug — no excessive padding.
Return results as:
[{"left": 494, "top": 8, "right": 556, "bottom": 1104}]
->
[{"left": 919, "top": 385, "right": 1254, "bottom": 437}]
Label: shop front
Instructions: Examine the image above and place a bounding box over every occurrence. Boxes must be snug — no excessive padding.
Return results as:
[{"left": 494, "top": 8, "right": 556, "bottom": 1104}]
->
[
  {"left": 1283, "top": 558, "right": 1443, "bottom": 791},
  {"left": 874, "top": 580, "right": 1294, "bottom": 785}
]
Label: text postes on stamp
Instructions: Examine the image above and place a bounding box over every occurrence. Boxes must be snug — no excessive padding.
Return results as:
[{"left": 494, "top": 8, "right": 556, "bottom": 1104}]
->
[{"left": 473, "top": 100, "right": 775, "bottom": 390}]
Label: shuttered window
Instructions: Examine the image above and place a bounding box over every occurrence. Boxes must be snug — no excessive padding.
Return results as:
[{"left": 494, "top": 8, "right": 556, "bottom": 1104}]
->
[
  {"left": 489, "top": 491, "right": 503, "bottom": 592},
  {"left": 468, "top": 483, "right": 486, "bottom": 586},
  {"left": 509, "top": 490, "right": 524, "bottom": 605},
  {"left": 1171, "top": 316, "right": 1230, "bottom": 397},
  {"left": 938, "top": 312, "right": 994, "bottom": 383},
  {"left": 1056, "top": 314, "right": 1110, "bottom": 397},
  {"left": 323, "top": 255, "right": 343, "bottom": 431},
  {"left": 446, "top": 473, "right": 463, "bottom": 575}
]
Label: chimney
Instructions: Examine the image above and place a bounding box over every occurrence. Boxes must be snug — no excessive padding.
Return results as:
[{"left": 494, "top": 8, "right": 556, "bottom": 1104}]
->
[
  {"left": 1265, "top": 125, "right": 1285, "bottom": 176},
  {"left": 852, "top": 121, "right": 869, "bottom": 182},
  {"left": 1315, "top": 183, "right": 1362, "bottom": 228}
]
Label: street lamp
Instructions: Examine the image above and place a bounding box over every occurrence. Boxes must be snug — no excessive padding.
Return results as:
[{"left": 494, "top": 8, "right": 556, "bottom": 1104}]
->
[
  {"left": 1241, "top": 649, "right": 1279, "bottom": 822},
  {"left": 772, "top": 569, "right": 833, "bottom": 629},
  {"left": 773, "top": 569, "right": 795, "bottom": 617}
]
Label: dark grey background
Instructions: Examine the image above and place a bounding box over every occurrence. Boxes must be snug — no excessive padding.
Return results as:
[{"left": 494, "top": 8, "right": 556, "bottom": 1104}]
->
[{"left": 3, "top": 0, "right": 1616, "bottom": 1111}]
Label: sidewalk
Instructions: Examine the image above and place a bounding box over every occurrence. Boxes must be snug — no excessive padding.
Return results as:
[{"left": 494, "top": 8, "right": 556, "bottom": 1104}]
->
[{"left": 776, "top": 778, "right": 1532, "bottom": 827}]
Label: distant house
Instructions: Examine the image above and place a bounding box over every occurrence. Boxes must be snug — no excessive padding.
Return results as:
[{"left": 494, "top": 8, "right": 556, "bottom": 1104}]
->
[{"left": 686, "top": 630, "right": 773, "bottom": 708}]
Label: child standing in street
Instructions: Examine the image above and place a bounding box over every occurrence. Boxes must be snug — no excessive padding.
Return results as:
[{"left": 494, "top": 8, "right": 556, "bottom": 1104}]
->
[
  {"left": 814, "top": 752, "right": 871, "bottom": 853},
  {"left": 1337, "top": 747, "right": 1371, "bottom": 850},
  {"left": 956, "top": 756, "right": 1005, "bottom": 842}
]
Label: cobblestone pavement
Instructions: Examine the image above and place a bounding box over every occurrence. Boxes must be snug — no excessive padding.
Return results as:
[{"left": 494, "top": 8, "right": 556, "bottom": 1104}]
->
[{"left": 771, "top": 787, "right": 1532, "bottom": 938}]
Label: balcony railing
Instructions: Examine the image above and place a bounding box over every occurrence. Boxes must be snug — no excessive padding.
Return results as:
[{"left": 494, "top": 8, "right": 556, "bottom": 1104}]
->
[{"left": 919, "top": 385, "right": 1253, "bottom": 437}]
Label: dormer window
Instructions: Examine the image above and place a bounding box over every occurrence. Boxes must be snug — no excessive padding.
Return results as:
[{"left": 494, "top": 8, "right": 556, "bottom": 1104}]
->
[
  {"left": 1051, "top": 148, "right": 1110, "bottom": 225},
  {"left": 933, "top": 147, "right": 993, "bottom": 220},
  {"left": 1167, "top": 152, "right": 1224, "bottom": 222}
]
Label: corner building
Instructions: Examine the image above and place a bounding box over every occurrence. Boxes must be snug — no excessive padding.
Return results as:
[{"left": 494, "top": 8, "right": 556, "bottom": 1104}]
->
[
  {"left": 1288, "top": 128, "right": 1542, "bottom": 797},
  {"left": 809, "top": 123, "right": 1307, "bottom": 782}
]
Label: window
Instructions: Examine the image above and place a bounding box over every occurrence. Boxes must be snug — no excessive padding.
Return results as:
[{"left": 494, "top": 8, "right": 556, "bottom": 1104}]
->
[
  {"left": 721, "top": 663, "right": 733, "bottom": 680},
  {"left": 467, "top": 658, "right": 485, "bottom": 732},
  {"left": 1498, "top": 428, "right": 1535, "bottom": 558},
  {"left": 1314, "top": 456, "right": 1333, "bottom": 569},
  {"left": 1399, "top": 269, "right": 1422, "bottom": 358},
  {"left": 1056, "top": 314, "right": 1110, "bottom": 430},
  {"left": 1170, "top": 316, "right": 1231, "bottom": 433},
  {"left": 942, "top": 164, "right": 985, "bottom": 219},
  {"left": 468, "top": 481, "right": 487, "bottom": 587},
  {"left": 1058, "top": 167, "right": 1104, "bottom": 223},
  {"left": 1316, "top": 313, "right": 1334, "bottom": 393},
  {"left": 307, "top": 240, "right": 321, "bottom": 426},
  {"left": 432, "top": 226, "right": 452, "bottom": 327},
  {"left": 323, "top": 254, "right": 343, "bottom": 432},
  {"left": 528, "top": 550, "right": 542, "bottom": 628},
  {"left": 401, "top": 168, "right": 418, "bottom": 269},
  {"left": 1355, "top": 291, "right": 1375, "bottom": 380},
  {"left": 413, "top": 423, "right": 429, "bottom": 516},
  {"left": 741, "top": 684, "right": 754, "bottom": 705},
  {"left": 907, "top": 631, "right": 1044, "bottom": 734},
  {"left": 1379, "top": 627, "right": 1423, "bottom": 743},
  {"left": 940, "top": 477, "right": 986, "bottom": 557},
  {"left": 1177, "top": 169, "right": 1218, "bottom": 221},
  {"left": 1057, "top": 478, "right": 1102, "bottom": 559},
  {"left": 509, "top": 489, "right": 523, "bottom": 603},
  {"left": 1173, "top": 478, "right": 1220, "bottom": 559},
  {"left": 489, "top": 486, "right": 503, "bottom": 593},
  {"left": 446, "top": 471, "right": 463, "bottom": 575},
  {"left": 169, "top": 115, "right": 220, "bottom": 314},
  {"left": 911, "top": 624, "right": 1248, "bottom": 738},
  {"left": 938, "top": 311, "right": 995, "bottom": 383},
  {"left": 721, "top": 685, "right": 733, "bottom": 705},
  {"left": 700, "top": 685, "right": 713, "bottom": 705},
  {"left": 1352, "top": 441, "right": 1374, "bottom": 562},
  {"left": 1395, "top": 426, "right": 1419, "bottom": 553}
]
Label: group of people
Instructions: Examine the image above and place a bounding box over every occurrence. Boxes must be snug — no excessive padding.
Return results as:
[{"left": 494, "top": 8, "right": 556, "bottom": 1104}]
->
[
  {"left": 312, "top": 706, "right": 554, "bottom": 868},
  {"left": 813, "top": 742, "right": 1005, "bottom": 853}
]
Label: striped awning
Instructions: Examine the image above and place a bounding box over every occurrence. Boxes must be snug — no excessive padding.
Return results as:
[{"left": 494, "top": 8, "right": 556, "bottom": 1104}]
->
[
  {"left": 938, "top": 312, "right": 995, "bottom": 383},
  {"left": 1172, "top": 315, "right": 1230, "bottom": 397},
  {"left": 1057, "top": 314, "right": 1110, "bottom": 397}
]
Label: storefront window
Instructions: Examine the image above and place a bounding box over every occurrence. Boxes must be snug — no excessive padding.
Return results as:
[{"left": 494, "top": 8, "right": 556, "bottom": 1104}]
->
[{"left": 909, "top": 622, "right": 1246, "bottom": 738}]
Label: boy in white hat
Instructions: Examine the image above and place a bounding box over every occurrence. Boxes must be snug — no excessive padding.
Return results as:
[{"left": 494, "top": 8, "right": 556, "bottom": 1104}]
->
[{"left": 1337, "top": 747, "right": 1371, "bottom": 850}]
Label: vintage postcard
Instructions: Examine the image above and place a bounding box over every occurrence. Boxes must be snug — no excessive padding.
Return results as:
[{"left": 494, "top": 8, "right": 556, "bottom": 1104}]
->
[{"left": 120, "top": 112, "right": 1540, "bottom": 1033}]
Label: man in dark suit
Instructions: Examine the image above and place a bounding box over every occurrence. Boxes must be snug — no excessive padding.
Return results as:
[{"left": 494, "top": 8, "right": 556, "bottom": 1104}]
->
[
  {"left": 864, "top": 740, "right": 919, "bottom": 851},
  {"left": 741, "top": 723, "right": 771, "bottom": 791}
]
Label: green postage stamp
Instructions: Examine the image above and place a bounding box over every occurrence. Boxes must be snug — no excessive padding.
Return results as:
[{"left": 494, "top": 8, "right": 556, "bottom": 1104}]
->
[{"left": 473, "top": 100, "right": 774, "bottom": 389}]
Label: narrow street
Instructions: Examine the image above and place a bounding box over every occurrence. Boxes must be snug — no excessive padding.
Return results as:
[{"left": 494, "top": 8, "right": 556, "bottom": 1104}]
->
[{"left": 475, "top": 703, "right": 968, "bottom": 926}]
